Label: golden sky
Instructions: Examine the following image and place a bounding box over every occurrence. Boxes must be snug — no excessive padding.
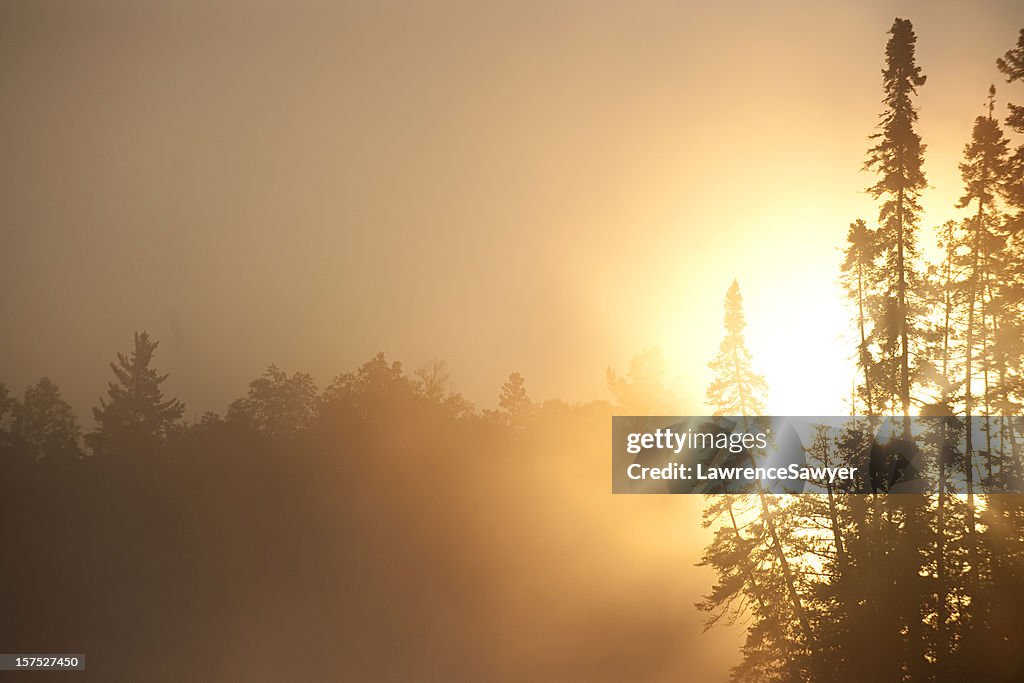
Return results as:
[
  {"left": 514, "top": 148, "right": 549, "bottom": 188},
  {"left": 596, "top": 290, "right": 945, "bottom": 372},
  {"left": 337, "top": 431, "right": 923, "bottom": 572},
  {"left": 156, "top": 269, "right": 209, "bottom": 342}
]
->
[{"left": 2, "top": 0, "right": 1023, "bottom": 417}]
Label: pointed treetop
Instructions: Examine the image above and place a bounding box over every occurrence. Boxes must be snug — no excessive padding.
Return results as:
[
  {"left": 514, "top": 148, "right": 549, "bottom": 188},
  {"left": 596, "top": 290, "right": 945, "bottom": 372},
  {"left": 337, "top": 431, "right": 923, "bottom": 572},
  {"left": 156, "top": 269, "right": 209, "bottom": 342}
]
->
[
  {"left": 883, "top": 18, "right": 926, "bottom": 91},
  {"left": 707, "top": 281, "right": 767, "bottom": 416},
  {"left": 90, "top": 330, "right": 184, "bottom": 455}
]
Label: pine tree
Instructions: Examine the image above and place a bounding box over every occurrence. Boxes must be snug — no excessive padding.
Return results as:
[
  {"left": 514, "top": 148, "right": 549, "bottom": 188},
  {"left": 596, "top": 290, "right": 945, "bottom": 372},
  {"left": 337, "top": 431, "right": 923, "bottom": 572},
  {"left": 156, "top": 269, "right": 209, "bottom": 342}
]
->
[
  {"left": 704, "top": 280, "right": 814, "bottom": 667},
  {"left": 865, "top": 18, "right": 927, "bottom": 436},
  {"left": 706, "top": 280, "right": 767, "bottom": 416},
  {"left": 997, "top": 29, "right": 1024, "bottom": 223},
  {"left": 497, "top": 372, "right": 532, "bottom": 427},
  {"left": 994, "top": 31, "right": 1024, "bottom": 455},
  {"left": 955, "top": 86, "right": 1009, "bottom": 525},
  {"left": 90, "top": 331, "right": 184, "bottom": 455}
]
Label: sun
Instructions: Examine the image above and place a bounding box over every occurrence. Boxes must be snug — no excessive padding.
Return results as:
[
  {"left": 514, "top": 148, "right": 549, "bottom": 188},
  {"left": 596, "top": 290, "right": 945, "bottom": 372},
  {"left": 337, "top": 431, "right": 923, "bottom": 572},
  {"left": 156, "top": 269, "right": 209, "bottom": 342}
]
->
[{"left": 742, "top": 262, "right": 856, "bottom": 417}]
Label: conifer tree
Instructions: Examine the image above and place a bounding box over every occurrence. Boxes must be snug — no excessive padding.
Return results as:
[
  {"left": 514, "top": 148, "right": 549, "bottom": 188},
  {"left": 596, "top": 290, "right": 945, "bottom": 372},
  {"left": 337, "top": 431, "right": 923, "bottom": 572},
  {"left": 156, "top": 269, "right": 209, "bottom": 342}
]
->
[
  {"left": 994, "top": 32, "right": 1024, "bottom": 438},
  {"left": 865, "top": 18, "right": 927, "bottom": 435},
  {"left": 997, "top": 29, "right": 1024, "bottom": 222},
  {"left": 704, "top": 280, "right": 814, "bottom": 661},
  {"left": 497, "top": 372, "right": 532, "bottom": 427},
  {"left": 956, "top": 86, "right": 1009, "bottom": 523},
  {"left": 707, "top": 280, "right": 767, "bottom": 416},
  {"left": 90, "top": 331, "right": 184, "bottom": 455}
]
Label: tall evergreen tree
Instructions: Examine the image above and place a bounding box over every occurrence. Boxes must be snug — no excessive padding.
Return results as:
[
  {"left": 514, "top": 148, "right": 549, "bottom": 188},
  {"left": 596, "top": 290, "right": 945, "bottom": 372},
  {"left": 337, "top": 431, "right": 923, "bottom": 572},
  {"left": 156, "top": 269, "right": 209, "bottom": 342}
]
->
[
  {"left": 89, "top": 331, "right": 184, "bottom": 455},
  {"left": 707, "top": 280, "right": 768, "bottom": 416},
  {"left": 955, "top": 86, "right": 1010, "bottom": 520},
  {"left": 997, "top": 28, "right": 1024, "bottom": 223},
  {"left": 994, "top": 30, "right": 1024, "bottom": 440},
  {"left": 704, "top": 280, "right": 814, "bottom": 667},
  {"left": 865, "top": 18, "right": 927, "bottom": 435}
]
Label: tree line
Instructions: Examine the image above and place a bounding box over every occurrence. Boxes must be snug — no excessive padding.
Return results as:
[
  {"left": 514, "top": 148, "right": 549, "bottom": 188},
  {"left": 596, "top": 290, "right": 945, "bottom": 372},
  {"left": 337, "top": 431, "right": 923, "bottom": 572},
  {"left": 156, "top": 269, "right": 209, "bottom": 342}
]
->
[{"left": 0, "top": 331, "right": 549, "bottom": 463}]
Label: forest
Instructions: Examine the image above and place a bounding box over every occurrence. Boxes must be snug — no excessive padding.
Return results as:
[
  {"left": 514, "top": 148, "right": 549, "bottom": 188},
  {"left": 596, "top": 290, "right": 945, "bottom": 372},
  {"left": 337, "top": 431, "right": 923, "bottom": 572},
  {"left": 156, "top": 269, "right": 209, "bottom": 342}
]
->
[
  {"left": 5, "top": 16, "right": 1024, "bottom": 683},
  {"left": 694, "top": 20, "right": 1024, "bottom": 682}
]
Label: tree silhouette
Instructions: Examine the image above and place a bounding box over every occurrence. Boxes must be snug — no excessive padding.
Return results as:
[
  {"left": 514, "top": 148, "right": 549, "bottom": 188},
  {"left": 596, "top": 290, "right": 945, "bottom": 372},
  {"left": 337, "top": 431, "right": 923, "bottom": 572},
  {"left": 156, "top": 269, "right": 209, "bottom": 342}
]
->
[
  {"left": 320, "top": 352, "right": 416, "bottom": 423},
  {"left": 227, "top": 365, "right": 318, "bottom": 439},
  {"left": 12, "top": 377, "right": 81, "bottom": 460},
  {"left": 865, "top": 17, "right": 927, "bottom": 435},
  {"left": 704, "top": 280, "right": 814, "bottom": 674},
  {"left": 89, "top": 331, "right": 184, "bottom": 455},
  {"left": 955, "top": 86, "right": 1010, "bottom": 523},
  {"left": 997, "top": 28, "right": 1024, "bottom": 223},
  {"left": 414, "top": 358, "right": 475, "bottom": 418},
  {"left": 497, "top": 372, "right": 532, "bottom": 427},
  {"left": 706, "top": 280, "right": 767, "bottom": 416}
]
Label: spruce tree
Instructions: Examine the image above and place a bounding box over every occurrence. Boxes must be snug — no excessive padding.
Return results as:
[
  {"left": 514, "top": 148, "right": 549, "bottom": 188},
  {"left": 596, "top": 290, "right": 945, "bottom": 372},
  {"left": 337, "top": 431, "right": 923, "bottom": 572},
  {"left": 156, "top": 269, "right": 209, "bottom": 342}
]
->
[
  {"left": 497, "top": 372, "right": 532, "bottom": 427},
  {"left": 706, "top": 280, "right": 767, "bottom": 416},
  {"left": 705, "top": 280, "right": 814, "bottom": 660},
  {"left": 90, "top": 331, "right": 184, "bottom": 455},
  {"left": 994, "top": 32, "right": 1024, "bottom": 446},
  {"left": 956, "top": 86, "right": 1010, "bottom": 520},
  {"left": 997, "top": 29, "right": 1024, "bottom": 221},
  {"left": 865, "top": 18, "right": 927, "bottom": 435}
]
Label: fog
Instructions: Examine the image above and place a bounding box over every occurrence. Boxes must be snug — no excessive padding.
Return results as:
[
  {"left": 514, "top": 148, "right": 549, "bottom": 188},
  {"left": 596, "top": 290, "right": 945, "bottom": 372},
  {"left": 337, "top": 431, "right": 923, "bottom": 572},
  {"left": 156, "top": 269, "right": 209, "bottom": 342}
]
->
[
  {"left": 3, "top": 1, "right": 1024, "bottom": 680},
  {"left": 3, "top": 0, "right": 1021, "bottom": 417}
]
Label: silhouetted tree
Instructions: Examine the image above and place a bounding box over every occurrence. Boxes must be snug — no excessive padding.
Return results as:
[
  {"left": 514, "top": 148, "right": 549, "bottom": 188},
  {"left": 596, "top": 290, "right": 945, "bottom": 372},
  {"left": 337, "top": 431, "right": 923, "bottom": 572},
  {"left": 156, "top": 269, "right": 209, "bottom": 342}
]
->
[
  {"left": 992, "top": 33, "right": 1024, "bottom": 445},
  {"left": 703, "top": 279, "right": 814, "bottom": 676},
  {"left": 89, "top": 331, "right": 184, "bottom": 455},
  {"left": 955, "top": 86, "right": 1010, "bottom": 522},
  {"left": 227, "top": 365, "right": 318, "bottom": 439},
  {"left": 497, "top": 372, "right": 532, "bottom": 427},
  {"left": 865, "top": 17, "right": 927, "bottom": 435},
  {"left": 320, "top": 352, "right": 416, "bottom": 423},
  {"left": 12, "top": 377, "right": 81, "bottom": 460},
  {"left": 997, "top": 28, "right": 1024, "bottom": 224},
  {"left": 706, "top": 280, "right": 767, "bottom": 415},
  {"left": 414, "top": 359, "right": 475, "bottom": 418},
  {"left": 415, "top": 359, "right": 450, "bottom": 403}
]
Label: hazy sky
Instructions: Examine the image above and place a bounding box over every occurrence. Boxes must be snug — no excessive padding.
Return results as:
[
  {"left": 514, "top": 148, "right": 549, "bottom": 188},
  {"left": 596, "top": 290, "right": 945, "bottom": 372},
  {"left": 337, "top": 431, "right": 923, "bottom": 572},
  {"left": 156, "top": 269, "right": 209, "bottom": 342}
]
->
[{"left": 3, "top": 0, "right": 1024, "bottom": 420}]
